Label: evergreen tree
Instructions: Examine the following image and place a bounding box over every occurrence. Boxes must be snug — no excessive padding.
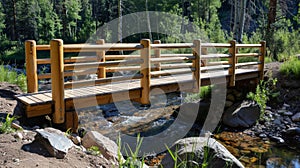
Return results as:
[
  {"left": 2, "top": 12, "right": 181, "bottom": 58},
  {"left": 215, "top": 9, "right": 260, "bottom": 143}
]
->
[
  {"left": 0, "top": 2, "right": 5, "bottom": 34},
  {"left": 77, "top": 0, "right": 95, "bottom": 42},
  {"left": 37, "top": 0, "right": 60, "bottom": 43}
]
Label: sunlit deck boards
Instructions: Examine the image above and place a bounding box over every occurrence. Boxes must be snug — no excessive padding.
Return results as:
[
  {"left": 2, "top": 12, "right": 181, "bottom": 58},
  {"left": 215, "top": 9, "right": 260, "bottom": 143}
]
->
[{"left": 15, "top": 68, "right": 259, "bottom": 118}]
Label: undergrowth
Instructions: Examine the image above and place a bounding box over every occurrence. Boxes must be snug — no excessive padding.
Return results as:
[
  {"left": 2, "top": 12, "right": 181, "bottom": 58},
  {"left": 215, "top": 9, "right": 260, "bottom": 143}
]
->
[
  {"left": 184, "top": 85, "right": 212, "bottom": 103},
  {"left": 0, "top": 65, "right": 27, "bottom": 92},
  {"left": 247, "top": 78, "right": 278, "bottom": 120},
  {"left": 0, "top": 114, "right": 18, "bottom": 134},
  {"left": 280, "top": 57, "right": 300, "bottom": 79}
]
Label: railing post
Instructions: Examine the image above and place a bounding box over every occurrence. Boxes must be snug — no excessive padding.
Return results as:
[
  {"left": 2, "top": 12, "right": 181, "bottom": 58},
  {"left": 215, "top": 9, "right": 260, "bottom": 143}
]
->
[
  {"left": 153, "top": 40, "right": 161, "bottom": 77},
  {"left": 192, "top": 39, "right": 201, "bottom": 93},
  {"left": 50, "top": 39, "right": 65, "bottom": 124},
  {"left": 259, "top": 41, "right": 266, "bottom": 80},
  {"left": 201, "top": 47, "right": 207, "bottom": 67},
  {"left": 140, "top": 39, "right": 151, "bottom": 105},
  {"left": 25, "top": 40, "right": 38, "bottom": 93},
  {"left": 96, "top": 39, "right": 106, "bottom": 78},
  {"left": 228, "top": 40, "right": 236, "bottom": 87}
]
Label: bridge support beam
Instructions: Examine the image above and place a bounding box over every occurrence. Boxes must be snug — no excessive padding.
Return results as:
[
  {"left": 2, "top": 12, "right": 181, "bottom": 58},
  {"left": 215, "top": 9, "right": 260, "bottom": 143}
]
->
[{"left": 97, "top": 39, "right": 106, "bottom": 78}]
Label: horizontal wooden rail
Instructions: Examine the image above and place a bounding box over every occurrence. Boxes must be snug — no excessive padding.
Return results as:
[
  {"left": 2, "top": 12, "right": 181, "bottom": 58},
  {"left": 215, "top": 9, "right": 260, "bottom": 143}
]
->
[
  {"left": 151, "top": 56, "right": 194, "bottom": 64},
  {"left": 236, "top": 53, "right": 261, "bottom": 57},
  {"left": 201, "top": 54, "right": 231, "bottom": 59},
  {"left": 160, "top": 54, "right": 192, "bottom": 57},
  {"left": 236, "top": 62, "right": 261, "bottom": 67},
  {"left": 236, "top": 44, "right": 262, "bottom": 48},
  {"left": 37, "top": 56, "right": 98, "bottom": 64},
  {"left": 36, "top": 45, "right": 50, "bottom": 51},
  {"left": 150, "top": 68, "right": 195, "bottom": 77},
  {"left": 201, "top": 43, "right": 232, "bottom": 48},
  {"left": 106, "top": 55, "right": 140, "bottom": 60},
  {"left": 64, "top": 59, "right": 143, "bottom": 71},
  {"left": 206, "top": 61, "right": 229, "bottom": 66},
  {"left": 38, "top": 69, "right": 98, "bottom": 80},
  {"left": 63, "top": 44, "right": 142, "bottom": 52},
  {"left": 200, "top": 65, "right": 231, "bottom": 71},
  {"left": 161, "top": 63, "right": 192, "bottom": 69},
  {"left": 151, "top": 43, "right": 193, "bottom": 49},
  {"left": 64, "top": 74, "right": 143, "bottom": 89}
]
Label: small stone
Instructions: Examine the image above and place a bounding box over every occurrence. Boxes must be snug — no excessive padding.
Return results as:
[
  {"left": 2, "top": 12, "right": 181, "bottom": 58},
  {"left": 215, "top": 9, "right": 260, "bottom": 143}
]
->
[
  {"left": 11, "top": 122, "right": 22, "bottom": 130},
  {"left": 277, "top": 110, "right": 286, "bottom": 114},
  {"left": 285, "top": 127, "right": 300, "bottom": 136},
  {"left": 283, "top": 111, "right": 293, "bottom": 116},
  {"left": 292, "top": 113, "right": 300, "bottom": 122},
  {"left": 12, "top": 158, "right": 20, "bottom": 162},
  {"left": 13, "top": 132, "right": 23, "bottom": 140},
  {"left": 273, "top": 119, "right": 281, "bottom": 125},
  {"left": 283, "top": 103, "right": 291, "bottom": 108},
  {"left": 71, "top": 136, "right": 81, "bottom": 145},
  {"left": 259, "top": 133, "right": 267, "bottom": 138}
]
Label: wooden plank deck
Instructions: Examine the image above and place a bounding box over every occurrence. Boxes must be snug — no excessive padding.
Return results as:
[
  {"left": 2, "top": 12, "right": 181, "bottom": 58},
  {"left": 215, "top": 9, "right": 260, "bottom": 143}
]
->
[{"left": 15, "top": 69, "right": 259, "bottom": 117}]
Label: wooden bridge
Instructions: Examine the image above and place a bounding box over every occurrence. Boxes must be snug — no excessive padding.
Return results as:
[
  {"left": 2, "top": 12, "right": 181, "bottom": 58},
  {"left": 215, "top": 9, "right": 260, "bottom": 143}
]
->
[{"left": 15, "top": 39, "right": 265, "bottom": 131}]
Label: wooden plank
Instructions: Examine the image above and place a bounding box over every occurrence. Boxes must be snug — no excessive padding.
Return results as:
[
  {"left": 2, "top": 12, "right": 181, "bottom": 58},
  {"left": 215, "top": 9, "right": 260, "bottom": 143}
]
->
[
  {"left": 236, "top": 53, "right": 260, "bottom": 57},
  {"left": 202, "top": 43, "right": 232, "bottom": 48},
  {"left": 236, "top": 44, "right": 262, "bottom": 48},
  {"left": 63, "top": 43, "right": 142, "bottom": 52},
  {"left": 201, "top": 54, "right": 231, "bottom": 59},
  {"left": 258, "top": 41, "right": 266, "bottom": 80},
  {"left": 26, "top": 103, "right": 52, "bottom": 118},
  {"left": 161, "top": 63, "right": 192, "bottom": 69},
  {"left": 15, "top": 95, "right": 37, "bottom": 105},
  {"left": 192, "top": 39, "right": 201, "bottom": 93},
  {"left": 228, "top": 40, "right": 236, "bottom": 87},
  {"left": 106, "top": 55, "right": 140, "bottom": 60},
  {"left": 200, "top": 65, "right": 231, "bottom": 71},
  {"left": 151, "top": 43, "right": 193, "bottom": 49},
  {"left": 236, "top": 62, "right": 260, "bottom": 67}
]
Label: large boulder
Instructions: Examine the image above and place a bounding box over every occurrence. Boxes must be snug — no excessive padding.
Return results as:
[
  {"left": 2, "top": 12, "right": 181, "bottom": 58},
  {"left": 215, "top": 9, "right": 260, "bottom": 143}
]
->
[
  {"left": 222, "top": 100, "right": 260, "bottom": 128},
  {"left": 35, "top": 128, "right": 74, "bottom": 159},
  {"left": 161, "top": 137, "right": 244, "bottom": 168},
  {"left": 82, "top": 131, "right": 121, "bottom": 163}
]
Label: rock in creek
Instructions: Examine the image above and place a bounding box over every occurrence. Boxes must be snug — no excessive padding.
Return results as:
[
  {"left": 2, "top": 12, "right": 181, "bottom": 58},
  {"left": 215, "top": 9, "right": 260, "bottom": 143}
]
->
[
  {"left": 161, "top": 137, "right": 244, "bottom": 168},
  {"left": 292, "top": 112, "right": 300, "bottom": 122},
  {"left": 35, "top": 128, "right": 74, "bottom": 159},
  {"left": 223, "top": 100, "right": 260, "bottom": 128}
]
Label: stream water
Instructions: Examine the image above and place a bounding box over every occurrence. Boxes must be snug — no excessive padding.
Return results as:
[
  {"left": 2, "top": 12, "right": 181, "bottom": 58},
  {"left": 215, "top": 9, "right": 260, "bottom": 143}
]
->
[{"left": 76, "top": 93, "right": 300, "bottom": 167}]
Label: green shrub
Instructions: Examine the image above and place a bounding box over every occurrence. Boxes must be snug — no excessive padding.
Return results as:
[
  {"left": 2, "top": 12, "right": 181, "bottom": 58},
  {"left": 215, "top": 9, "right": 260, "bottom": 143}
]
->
[
  {"left": 280, "top": 58, "right": 300, "bottom": 79},
  {"left": 0, "top": 114, "right": 17, "bottom": 134},
  {"left": 247, "top": 78, "right": 278, "bottom": 120}
]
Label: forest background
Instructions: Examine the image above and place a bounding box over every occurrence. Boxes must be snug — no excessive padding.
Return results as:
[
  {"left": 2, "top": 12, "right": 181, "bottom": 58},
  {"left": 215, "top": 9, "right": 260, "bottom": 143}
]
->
[{"left": 0, "top": 0, "right": 299, "bottom": 63}]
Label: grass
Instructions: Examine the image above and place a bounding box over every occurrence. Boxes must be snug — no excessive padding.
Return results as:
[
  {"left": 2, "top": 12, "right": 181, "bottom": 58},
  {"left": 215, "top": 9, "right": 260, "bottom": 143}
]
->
[
  {"left": 280, "top": 58, "right": 300, "bottom": 79},
  {"left": 118, "top": 134, "right": 145, "bottom": 168},
  {"left": 87, "top": 146, "right": 101, "bottom": 156},
  {"left": 184, "top": 85, "right": 212, "bottom": 103},
  {"left": 0, "top": 114, "right": 18, "bottom": 134},
  {"left": 0, "top": 64, "right": 27, "bottom": 92}
]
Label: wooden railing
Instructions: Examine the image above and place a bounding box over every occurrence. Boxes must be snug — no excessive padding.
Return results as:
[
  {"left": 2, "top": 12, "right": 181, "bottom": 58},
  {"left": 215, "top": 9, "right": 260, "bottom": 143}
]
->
[{"left": 25, "top": 39, "right": 265, "bottom": 124}]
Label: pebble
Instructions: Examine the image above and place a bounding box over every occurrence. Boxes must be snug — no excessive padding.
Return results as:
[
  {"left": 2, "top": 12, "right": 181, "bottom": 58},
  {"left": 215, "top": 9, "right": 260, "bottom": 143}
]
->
[
  {"left": 270, "top": 136, "right": 285, "bottom": 144},
  {"left": 283, "top": 111, "right": 293, "bottom": 116},
  {"left": 12, "top": 158, "right": 20, "bottom": 163},
  {"left": 13, "top": 132, "right": 23, "bottom": 140},
  {"left": 283, "top": 103, "right": 291, "bottom": 108},
  {"left": 11, "top": 122, "right": 22, "bottom": 130},
  {"left": 259, "top": 133, "right": 267, "bottom": 138}
]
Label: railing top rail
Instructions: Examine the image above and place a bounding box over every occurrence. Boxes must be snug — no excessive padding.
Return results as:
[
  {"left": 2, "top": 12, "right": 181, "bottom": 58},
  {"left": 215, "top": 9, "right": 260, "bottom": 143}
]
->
[
  {"left": 151, "top": 43, "right": 194, "bottom": 49},
  {"left": 236, "top": 44, "right": 262, "bottom": 48},
  {"left": 201, "top": 43, "right": 232, "bottom": 48}
]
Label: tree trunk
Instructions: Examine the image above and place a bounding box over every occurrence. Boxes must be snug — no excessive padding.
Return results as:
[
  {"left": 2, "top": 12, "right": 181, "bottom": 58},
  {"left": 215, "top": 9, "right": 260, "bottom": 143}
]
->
[{"left": 267, "top": 0, "right": 277, "bottom": 33}]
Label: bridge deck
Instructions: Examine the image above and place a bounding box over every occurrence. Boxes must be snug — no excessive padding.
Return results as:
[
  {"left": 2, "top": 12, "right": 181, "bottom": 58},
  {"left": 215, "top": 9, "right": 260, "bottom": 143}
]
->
[{"left": 16, "top": 69, "right": 258, "bottom": 117}]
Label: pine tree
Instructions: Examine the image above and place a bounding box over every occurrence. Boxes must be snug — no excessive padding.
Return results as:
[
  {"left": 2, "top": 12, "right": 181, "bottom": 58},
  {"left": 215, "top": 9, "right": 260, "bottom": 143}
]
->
[
  {"left": 0, "top": 2, "right": 5, "bottom": 34},
  {"left": 77, "top": 0, "right": 95, "bottom": 42}
]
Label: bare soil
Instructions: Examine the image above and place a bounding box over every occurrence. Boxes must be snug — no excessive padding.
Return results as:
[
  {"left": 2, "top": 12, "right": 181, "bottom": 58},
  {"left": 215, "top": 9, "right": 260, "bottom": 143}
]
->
[{"left": 0, "top": 82, "right": 112, "bottom": 168}]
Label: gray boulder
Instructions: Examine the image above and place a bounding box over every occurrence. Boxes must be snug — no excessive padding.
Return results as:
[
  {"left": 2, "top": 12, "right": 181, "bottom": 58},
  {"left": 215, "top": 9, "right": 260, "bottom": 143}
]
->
[
  {"left": 82, "top": 131, "right": 121, "bottom": 163},
  {"left": 292, "top": 113, "right": 300, "bottom": 122},
  {"left": 35, "top": 128, "right": 74, "bottom": 159},
  {"left": 222, "top": 100, "right": 260, "bottom": 128},
  {"left": 161, "top": 137, "right": 244, "bottom": 168}
]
